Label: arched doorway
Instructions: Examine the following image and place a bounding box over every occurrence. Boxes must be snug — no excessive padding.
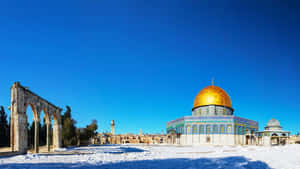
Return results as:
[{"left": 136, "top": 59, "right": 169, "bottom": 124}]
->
[
  {"left": 271, "top": 133, "right": 279, "bottom": 145},
  {"left": 206, "top": 136, "right": 211, "bottom": 143},
  {"left": 246, "top": 135, "right": 250, "bottom": 145},
  {"left": 167, "top": 130, "right": 177, "bottom": 144}
]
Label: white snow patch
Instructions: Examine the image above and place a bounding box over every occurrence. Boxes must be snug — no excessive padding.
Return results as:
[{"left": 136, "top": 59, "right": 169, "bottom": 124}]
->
[
  {"left": 0, "top": 144, "right": 299, "bottom": 169},
  {"left": 53, "top": 148, "right": 67, "bottom": 152}
]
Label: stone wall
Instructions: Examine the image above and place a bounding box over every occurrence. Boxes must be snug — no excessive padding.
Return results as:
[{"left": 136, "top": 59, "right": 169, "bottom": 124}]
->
[{"left": 180, "top": 134, "right": 236, "bottom": 145}]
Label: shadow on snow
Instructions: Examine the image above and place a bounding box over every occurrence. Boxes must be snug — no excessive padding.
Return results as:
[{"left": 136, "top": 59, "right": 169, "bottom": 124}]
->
[
  {"left": 104, "top": 146, "right": 146, "bottom": 154},
  {"left": 0, "top": 156, "right": 272, "bottom": 169}
]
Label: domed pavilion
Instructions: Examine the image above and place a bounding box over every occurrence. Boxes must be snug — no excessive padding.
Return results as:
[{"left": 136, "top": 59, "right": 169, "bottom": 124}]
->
[
  {"left": 257, "top": 119, "right": 290, "bottom": 146},
  {"left": 166, "top": 82, "right": 258, "bottom": 145}
]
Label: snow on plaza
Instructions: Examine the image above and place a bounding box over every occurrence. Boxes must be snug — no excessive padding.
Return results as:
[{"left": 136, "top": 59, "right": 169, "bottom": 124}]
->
[{"left": 0, "top": 144, "right": 300, "bottom": 169}]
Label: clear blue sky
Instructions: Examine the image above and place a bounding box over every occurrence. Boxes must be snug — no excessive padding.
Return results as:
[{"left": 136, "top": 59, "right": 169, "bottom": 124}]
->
[{"left": 0, "top": 1, "right": 299, "bottom": 134}]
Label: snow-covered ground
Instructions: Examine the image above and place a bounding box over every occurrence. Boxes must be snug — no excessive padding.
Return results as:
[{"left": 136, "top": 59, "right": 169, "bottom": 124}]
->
[{"left": 0, "top": 144, "right": 300, "bottom": 169}]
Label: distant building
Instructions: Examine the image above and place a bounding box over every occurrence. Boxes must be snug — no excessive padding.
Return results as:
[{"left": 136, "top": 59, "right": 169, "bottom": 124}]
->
[
  {"left": 96, "top": 133, "right": 166, "bottom": 145},
  {"left": 111, "top": 120, "right": 115, "bottom": 135},
  {"left": 94, "top": 121, "right": 167, "bottom": 145},
  {"left": 257, "top": 119, "right": 290, "bottom": 146},
  {"left": 288, "top": 135, "right": 300, "bottom": 144}
]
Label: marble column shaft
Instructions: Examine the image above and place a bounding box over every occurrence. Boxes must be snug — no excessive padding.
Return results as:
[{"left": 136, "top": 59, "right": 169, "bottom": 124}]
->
[
  {"left": 34, "top": 119, "right": 39, "bottom": 153},
  {"left": 46, "top": 123, "right": 50, "bottom": 152}
]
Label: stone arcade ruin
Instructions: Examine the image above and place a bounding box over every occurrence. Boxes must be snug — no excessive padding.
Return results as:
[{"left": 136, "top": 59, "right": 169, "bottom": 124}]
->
[{"left": 10, "top": 82, "right": 62, "bottom": 153}]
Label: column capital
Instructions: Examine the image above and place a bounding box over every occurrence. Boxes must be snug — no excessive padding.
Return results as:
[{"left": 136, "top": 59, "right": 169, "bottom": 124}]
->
[{"left": 34, "top": 117, "right": 40, "bottom": 123}]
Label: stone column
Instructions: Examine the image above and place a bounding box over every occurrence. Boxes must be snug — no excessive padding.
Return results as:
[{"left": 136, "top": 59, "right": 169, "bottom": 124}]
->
[
  {"left": 12, "top": 113, "right": 28, "bottom": 153},
  {"left": 10, "top": 82, "right": 29, "bottom": 153},
  {"left": 34, "top": 118, "right": 40, "bottom": 153},
  {"left": 10, "top": 113, "right": 15, "bottom": 152},
  {"left": 46, "top": 122, "right": 50, "bottom": 152},
  {"left": 53, "top": 122, "right": 58, "bottom": 149},
  {"left": 53, "top": 111, "right": 62, "bottom": 149}
]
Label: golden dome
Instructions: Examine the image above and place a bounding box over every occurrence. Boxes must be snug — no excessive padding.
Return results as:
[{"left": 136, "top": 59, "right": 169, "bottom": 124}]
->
[{"left": 193, "top": 85, "right": 232, "bottom": 109}]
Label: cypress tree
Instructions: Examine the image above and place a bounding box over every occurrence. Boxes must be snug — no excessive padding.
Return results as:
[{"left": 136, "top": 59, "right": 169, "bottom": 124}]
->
[
  {"left": 28, "top": 121, "right": 34, "bottom": 148},
  {"left": 61, "top": 106, "right": 77, "bottom": 146},
  {"left": 39, "top": 118, "right": 47, "bottom": 146},
  {"left": 0, "top": 106, "right": 9, "bottom": 147}
]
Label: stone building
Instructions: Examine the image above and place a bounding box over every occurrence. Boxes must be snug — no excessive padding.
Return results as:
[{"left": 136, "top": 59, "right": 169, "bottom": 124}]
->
[
  {"left": 110, "top": 120, "right": 115, "bottom": 135},
  {"left": 257, "top": 119, "right": 290, "bottom": 146},
  {"left": 166, "top": 83, "right": 258, "bottom": 146},
  {"left": 96, "top": 133, "right": 166, "bottom": 145},
  {"left": 94, "top": 121, "right": 167, "bottom": 145},
  {"left": 288, "top": 135, "right": 300, "bottom": 144}
]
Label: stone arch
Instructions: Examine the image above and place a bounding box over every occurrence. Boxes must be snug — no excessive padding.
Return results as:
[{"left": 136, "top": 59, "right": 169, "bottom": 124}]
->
[
  {"left": 25, "top": 103, "right": 38, "bottom": 121},
  {"left": 270, "top": 133, "right": 279, "bottom": 145},
  {"left": 271, "top": 133, "right": 278, "bottom": 136},
  {"left": 42, "top": 107, "right": 51, "bottom": 124},
  {"left": 10, "top": 82, "right": 62, "bottom": 153}
]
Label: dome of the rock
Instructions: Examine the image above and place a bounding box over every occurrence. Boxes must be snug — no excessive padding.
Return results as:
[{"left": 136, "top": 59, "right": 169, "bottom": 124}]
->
[{"left": 193, "top": 85, "right": 232, "bottom": 109}]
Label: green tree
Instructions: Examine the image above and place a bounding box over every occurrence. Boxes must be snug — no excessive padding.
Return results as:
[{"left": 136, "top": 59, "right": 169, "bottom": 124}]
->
[
  {"left": 86, "top": 119, "right": 98, "bottom": 138},
  {"left": 62, "top": 106, "right": 71, "bottom": 124},
  {"left": 0, "top": 106, "right": 9, "bottom": 147},
  {"left": 77, "top": 120, "right": 98, "bottom": 145},
  {"left": 61, "top": 106, "right": 77, "bottom": 147}
]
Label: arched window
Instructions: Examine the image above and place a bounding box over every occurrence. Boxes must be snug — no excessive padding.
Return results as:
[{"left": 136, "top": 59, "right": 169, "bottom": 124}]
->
[
  {"left": 220, "top": 125, "right": 225, "bottom": 134},
  {"left": 227, "top": 125, "right": 232, "bottom": 134},
  {"left": 193, "top": 125, "right": 197, "bottom": 134},
  {"left": 235, "top": 126, "right": 239, "bottom": 134},
  {"left": 213, "top": 125, "right": 218, "bottom": 134},
  {"left": 222, "top": 109, "right": 226, "bottom": 115},
  {"left": 186, "top": 125, "right": 191, "bottom": 134},
  {"left": 239, "top": 127, "right": 243, "bottom": 135},
  {"left": 206, "top": 125, "right": 211, "bottom": 134},
  {"left": 199, "top": 125, "right": 204, "bottom": 134}
]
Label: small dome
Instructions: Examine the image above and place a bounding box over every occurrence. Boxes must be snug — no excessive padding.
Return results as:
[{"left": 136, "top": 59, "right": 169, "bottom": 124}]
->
[{"left": 266, "top": 119, "right": 280, "bottom": 127}]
